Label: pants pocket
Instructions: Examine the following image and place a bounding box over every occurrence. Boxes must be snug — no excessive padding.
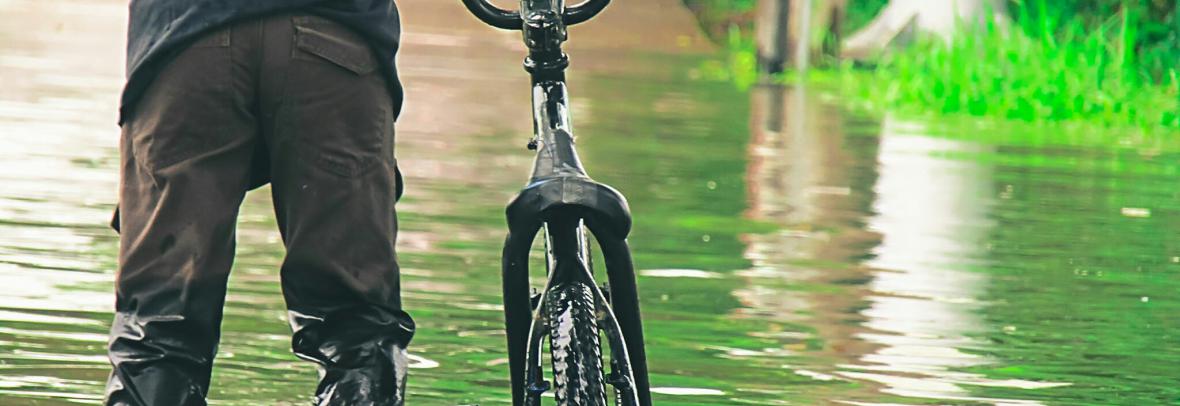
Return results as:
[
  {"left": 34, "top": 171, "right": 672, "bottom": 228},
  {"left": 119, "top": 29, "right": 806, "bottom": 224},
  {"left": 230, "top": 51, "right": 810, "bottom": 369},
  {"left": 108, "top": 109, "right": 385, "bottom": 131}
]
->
[
  {"left": 285, "top": 16, "right": 392, "bottom": 178},
  {"left": 126, "top": 28, "right": 233, "bottom": 172},
  {"left": 292, "top": 15, "right": 378, "bottom": 75}
]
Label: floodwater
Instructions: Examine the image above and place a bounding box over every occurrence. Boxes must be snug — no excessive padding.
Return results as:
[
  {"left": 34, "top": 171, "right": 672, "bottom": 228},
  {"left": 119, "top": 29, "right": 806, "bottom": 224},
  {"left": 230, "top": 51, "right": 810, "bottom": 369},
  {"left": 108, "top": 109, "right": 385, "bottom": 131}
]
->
[{"left": 1, "top": 0, "right": 1178, "bottom": 405}]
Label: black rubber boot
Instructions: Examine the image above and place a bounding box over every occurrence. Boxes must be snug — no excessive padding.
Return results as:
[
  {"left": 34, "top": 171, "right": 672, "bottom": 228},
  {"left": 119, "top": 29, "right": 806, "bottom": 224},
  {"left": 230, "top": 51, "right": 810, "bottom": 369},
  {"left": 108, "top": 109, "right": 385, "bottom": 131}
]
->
[{"left": 291, "top": 307, "right": 414, "bottom": 406}]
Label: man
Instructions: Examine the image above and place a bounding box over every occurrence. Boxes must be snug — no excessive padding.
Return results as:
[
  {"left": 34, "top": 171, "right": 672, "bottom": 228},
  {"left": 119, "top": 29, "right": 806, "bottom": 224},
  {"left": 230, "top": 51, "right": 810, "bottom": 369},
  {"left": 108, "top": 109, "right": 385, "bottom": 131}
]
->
[{"left": 105, "top": 1, "right": 413, "bottom": 405}]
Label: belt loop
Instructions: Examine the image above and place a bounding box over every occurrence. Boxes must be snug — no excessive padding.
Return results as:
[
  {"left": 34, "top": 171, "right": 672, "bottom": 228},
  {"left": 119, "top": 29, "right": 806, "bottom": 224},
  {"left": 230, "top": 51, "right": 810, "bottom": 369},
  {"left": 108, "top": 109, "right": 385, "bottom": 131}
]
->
[{"left": 217, "top": 27, "right": 231, "bottom": 47}]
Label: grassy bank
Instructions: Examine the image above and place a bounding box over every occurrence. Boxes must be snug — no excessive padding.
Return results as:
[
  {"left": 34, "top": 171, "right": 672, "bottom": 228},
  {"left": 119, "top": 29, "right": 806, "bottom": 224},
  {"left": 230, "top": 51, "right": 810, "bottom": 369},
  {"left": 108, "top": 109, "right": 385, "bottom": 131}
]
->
[
  {"left": 688, "top": 0, "right": 1180, "bottom": 135},
  {"left": 848, "top": 0, "right": 1179, "bottom": 133}
]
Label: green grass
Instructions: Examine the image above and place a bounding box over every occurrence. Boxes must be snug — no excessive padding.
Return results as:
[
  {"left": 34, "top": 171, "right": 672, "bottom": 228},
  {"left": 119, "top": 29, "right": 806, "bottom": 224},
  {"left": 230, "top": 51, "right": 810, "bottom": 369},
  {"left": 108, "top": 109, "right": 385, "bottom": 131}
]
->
[
  {"left": 697, "top": 25, "right": 759, "bottom": 89},
  {"left": 685, "top": 0, "right": 1180, "bottom": 136},
  {"left": 836, "top": 0, "right": 1179, "bottom": 134}
]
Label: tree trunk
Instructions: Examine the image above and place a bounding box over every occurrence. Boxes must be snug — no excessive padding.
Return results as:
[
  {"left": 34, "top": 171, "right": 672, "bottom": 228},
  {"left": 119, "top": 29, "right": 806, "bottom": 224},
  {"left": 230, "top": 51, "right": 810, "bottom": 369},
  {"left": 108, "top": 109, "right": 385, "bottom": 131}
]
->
[
  {"left": 757, "top": 0, "right": 848, "bottom": 74},
  {"left": 842, "top": 0, "right": 1008, "bottom": 60},
  {"left": 755, "top": 0, "right": 791, "bottom": 73}
]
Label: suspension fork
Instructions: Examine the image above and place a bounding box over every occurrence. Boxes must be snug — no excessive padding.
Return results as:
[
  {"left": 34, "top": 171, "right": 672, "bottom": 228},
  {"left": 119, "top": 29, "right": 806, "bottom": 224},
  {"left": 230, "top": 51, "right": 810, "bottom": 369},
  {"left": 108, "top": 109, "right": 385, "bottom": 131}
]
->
[
  {"left": 593, "top": 231, "right": 651, "bottom": 406},
  {"left": 503, "top": 216, "right": 588, "bottom": 406},
  {"left": 502, "top": 228, "right": 535, "bottom": 406},
  {"left": 503, "top": 219, "right": 651, "bottom": 406}
]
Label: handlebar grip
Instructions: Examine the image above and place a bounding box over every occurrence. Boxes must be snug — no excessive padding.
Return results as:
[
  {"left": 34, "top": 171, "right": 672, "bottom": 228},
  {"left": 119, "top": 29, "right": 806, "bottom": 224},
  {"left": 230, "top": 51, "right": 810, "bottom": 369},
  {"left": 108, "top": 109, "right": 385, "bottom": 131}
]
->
[
  {"left": 563, "top": 0, "right": 610, "bottom": 26},
  {"left": 461, "top": 0, "right": 523, "bottom": 30}
]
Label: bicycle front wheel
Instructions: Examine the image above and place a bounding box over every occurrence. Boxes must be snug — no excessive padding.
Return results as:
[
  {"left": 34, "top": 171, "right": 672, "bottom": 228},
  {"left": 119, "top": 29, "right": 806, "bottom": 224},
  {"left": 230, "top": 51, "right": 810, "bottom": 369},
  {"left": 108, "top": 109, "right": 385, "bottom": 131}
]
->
[{"left": 546, "top": 280, "right": 608, "bottom": 406}]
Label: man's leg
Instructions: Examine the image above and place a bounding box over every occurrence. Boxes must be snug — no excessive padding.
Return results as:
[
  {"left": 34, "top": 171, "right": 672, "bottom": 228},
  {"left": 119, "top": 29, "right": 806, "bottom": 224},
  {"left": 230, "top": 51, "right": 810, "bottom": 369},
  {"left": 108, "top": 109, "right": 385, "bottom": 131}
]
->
[
  {"left": 106, "top": 25, "right": 257, "bottom": 406},
  {"left": 259, "top": 15, "right": 414, "bottom": 406}
]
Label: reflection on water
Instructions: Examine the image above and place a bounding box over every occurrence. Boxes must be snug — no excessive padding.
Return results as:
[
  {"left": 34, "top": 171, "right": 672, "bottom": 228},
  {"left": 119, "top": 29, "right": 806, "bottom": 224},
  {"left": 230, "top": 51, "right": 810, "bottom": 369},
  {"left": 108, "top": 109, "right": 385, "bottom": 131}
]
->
[
  {"left": 741, "top": 84, "right": 1177, "bottom": 405},
  {"left": 847, "top": 118, "right": 1067, "bottom": 405},
  {"left": 0, "top": 1, "right": 125, "bottom": 404},
  {"left": 3, "top": 0, "right": 1180, "bottom": 405},
  {"left": 850, "top": 118, "right": 999, "bottom": 400}
]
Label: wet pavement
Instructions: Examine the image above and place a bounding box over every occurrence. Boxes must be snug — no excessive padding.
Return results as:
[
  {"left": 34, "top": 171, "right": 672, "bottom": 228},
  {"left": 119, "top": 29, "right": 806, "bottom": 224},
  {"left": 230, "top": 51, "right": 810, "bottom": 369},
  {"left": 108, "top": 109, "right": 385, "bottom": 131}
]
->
[{"left": 2, "top": 0, "right": 1179, "bottom": 405}]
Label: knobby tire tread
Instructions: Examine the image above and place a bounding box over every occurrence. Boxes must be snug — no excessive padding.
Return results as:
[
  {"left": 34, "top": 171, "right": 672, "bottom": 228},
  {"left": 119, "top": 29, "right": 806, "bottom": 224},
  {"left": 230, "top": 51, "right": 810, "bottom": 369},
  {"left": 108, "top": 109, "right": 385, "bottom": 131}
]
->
[{"left": 546, "top": 282, "right": 608, "bottom": 406}]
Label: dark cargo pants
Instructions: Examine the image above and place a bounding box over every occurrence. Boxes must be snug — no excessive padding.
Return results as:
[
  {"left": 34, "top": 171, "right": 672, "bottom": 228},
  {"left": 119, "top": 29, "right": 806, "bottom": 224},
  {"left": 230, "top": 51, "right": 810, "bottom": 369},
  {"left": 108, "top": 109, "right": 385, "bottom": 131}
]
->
[{"left": 105, "top": 13, "right": 413, "bottom": 406}]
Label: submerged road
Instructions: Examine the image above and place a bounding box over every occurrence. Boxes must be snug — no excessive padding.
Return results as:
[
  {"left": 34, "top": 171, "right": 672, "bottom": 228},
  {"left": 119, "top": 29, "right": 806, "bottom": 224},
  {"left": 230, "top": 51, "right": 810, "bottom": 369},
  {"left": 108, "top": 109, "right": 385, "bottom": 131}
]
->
[{"left": 2, "top": 0, "right": 1179, "bottom": 405}]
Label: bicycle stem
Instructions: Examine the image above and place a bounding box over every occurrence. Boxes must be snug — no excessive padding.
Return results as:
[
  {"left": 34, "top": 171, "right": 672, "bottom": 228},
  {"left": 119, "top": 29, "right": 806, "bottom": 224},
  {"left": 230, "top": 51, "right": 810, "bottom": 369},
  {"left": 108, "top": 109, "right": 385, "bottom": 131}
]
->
[
  {"left": 520, "top": 0, "right": 591, "bottom": 183},
  {"left": 521, "top": 0, "right": 571, "bottom": 83}
]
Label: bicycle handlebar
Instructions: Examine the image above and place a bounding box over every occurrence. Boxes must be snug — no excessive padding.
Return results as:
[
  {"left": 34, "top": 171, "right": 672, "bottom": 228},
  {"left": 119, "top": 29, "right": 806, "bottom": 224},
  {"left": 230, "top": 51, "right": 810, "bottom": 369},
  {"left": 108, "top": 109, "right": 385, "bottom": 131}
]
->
[
  {"left": 460, "top": 0, "right": 611, "bottom": 30},
  {"left": 563, "top": 0, "right": 611, "bottom": 26},
  {"left": 461, "top": 0, "right": 522, "bottom": 30}
]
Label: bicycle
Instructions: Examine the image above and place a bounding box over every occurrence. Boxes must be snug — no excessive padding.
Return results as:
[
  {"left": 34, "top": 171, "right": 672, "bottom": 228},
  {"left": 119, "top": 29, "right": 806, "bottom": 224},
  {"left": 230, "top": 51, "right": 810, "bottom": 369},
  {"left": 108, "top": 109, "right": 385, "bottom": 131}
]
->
[{"left": 460, "top": 1, "right": 653, "bottom": 405}]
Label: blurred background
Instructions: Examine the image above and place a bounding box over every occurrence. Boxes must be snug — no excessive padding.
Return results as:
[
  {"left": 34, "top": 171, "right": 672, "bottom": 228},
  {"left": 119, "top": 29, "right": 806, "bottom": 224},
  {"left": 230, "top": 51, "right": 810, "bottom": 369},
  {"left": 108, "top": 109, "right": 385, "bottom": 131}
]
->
[{"left": 0, "top": 0, "right": 1176, "bottom": 404}]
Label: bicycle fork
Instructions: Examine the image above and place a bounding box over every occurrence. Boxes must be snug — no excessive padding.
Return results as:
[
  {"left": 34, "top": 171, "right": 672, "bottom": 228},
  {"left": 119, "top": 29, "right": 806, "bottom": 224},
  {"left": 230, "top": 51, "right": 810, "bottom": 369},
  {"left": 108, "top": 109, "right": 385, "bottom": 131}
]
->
[{"left": 502, "top": 218, "right": 651, "bottom": 406}]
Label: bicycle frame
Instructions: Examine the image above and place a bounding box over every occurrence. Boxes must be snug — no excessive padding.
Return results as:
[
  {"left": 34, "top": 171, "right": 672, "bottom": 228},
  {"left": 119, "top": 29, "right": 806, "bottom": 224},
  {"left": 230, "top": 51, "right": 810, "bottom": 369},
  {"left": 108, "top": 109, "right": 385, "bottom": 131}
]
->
[{"left": 461, "top": 0, "right": 653, "bottom": 405}]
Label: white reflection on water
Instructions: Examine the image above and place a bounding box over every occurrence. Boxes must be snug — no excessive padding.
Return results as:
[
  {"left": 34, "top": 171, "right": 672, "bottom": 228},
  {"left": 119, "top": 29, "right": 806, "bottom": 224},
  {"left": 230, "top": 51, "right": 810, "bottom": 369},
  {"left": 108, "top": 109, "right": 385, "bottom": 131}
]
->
[
  {"left": 651, "top": 387, "right": 726, "bottom": 396},
  {"left": 0, "top": 0, "right": 126, "bottom": 401},
  {"left": 0, "top": 0, "right": 124, "bottom": 312},
  {"left": 841, "top": 117, "right": 1068, "bottom": 404},
  {"left": 740, "top": 86, "right": 1067, "bottom": 404},
  {"left": 640, "top": 268, "right": 722, "bottom": 278}
]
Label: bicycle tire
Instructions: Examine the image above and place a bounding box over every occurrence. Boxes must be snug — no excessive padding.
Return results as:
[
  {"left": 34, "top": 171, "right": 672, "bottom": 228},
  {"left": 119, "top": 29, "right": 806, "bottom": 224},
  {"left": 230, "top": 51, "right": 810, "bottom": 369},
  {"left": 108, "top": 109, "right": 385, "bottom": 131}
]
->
[{"left": 546, "top": 281, "right": 608, "bottom": 406}]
